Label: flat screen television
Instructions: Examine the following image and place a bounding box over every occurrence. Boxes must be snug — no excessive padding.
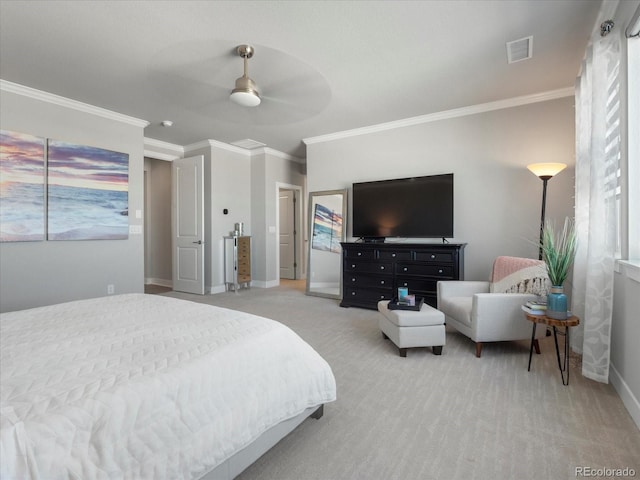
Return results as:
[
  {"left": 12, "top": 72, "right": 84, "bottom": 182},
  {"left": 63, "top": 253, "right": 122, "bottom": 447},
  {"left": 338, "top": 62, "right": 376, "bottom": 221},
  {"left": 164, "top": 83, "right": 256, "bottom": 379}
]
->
[{"left": 352, "top": 173, "right": 453, "bottom": 241}]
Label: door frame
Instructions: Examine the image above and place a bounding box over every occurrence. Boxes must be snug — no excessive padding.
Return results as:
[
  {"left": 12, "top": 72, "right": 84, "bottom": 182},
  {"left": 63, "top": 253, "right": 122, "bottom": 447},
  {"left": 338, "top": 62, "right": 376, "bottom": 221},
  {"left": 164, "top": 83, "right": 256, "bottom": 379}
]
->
[
  {"left": 276, "top": 182, "right": 304, "bottom": 282},
  {"left": 143, "top": 155, "right": 175, "bottom": 289},
  {"left": 142, "top": 140, "right": 183, "bottom": 290}
]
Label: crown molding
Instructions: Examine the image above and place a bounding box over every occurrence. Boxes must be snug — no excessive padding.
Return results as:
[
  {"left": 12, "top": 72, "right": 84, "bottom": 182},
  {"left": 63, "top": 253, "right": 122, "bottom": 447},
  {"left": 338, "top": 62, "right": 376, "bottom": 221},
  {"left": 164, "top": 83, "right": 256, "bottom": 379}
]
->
[
  {"left": 183, "top": 139, "right": 302, "bottom": 163},
  {"left": 0, "top": 79, "right": 149, "bottom": 128},
  {"left": 143, "top": 150, "right": 180, "bottom": 161},
  {"left": 263, "top": 147, "right": 305, "bottom": 164},
  {"left": 303, "top": 87, "right": 575, "bottom": 146},
  {"left": 184, "top": 139, "right": 250, "bottom": 156},
  {"left": 144, "top": 137, "right": 184, "bottom": 153},
  {"left": 244, "top": 146, "right": 305, "bottom": 163},
  {"left": 143, "top": 137, "right": 184, "bottom": 161}
]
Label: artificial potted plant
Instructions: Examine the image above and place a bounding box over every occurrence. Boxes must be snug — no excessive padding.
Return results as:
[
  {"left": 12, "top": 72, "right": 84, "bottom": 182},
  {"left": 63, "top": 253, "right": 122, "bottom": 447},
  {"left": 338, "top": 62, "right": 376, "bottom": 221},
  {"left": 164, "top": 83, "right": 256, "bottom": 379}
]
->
[{"left": 541, "top": 217, "right": 577, "bottom": 319}]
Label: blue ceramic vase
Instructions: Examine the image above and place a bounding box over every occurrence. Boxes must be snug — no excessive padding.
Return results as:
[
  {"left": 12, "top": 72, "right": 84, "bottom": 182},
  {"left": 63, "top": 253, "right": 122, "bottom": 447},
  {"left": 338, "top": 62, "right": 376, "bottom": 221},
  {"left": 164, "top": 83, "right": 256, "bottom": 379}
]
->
[{"left": 547, "top": 285, "right": 568, "bottom": 319}]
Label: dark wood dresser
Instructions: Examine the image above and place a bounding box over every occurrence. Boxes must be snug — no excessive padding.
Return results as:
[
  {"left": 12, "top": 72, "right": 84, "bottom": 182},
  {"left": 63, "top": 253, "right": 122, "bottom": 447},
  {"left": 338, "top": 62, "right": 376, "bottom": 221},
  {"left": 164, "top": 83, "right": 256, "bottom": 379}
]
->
[{"left": 340, "top": 242, "right": 466, "bottom": 310}]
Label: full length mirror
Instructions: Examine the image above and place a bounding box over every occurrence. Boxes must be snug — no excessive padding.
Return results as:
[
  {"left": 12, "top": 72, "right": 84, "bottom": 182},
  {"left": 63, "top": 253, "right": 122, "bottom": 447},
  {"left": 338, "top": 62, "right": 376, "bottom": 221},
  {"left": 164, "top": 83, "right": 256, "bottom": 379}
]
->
[{"left": 306, "top": 189, "right": 348, "bottom": 299}]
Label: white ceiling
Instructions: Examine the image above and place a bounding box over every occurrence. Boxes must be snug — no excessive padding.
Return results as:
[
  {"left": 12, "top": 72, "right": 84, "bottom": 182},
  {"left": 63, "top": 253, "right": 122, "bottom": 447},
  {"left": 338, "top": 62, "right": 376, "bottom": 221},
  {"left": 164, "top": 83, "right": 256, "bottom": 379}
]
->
[{"left": 0, "top": 0, "right": 601, "bottom": 158}]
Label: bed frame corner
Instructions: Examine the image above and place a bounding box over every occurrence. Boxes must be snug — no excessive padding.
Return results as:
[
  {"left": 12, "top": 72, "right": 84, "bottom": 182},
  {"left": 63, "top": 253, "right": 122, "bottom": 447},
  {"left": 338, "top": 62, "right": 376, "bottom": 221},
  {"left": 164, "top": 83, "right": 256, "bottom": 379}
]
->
[{"left": 310, "top": 404, "right": 324, "bottom": 419}]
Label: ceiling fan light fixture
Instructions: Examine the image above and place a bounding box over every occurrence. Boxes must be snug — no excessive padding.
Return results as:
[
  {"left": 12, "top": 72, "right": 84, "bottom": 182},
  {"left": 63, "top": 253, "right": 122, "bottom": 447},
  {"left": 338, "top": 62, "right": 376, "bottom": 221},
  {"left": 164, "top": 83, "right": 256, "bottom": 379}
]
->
[
  {"left": 231, "top": 76, "right": 261, "bottom": 107},
  {"left": 230, "top": 44, "right": 261, "bottom": 107},
  {"left": 230, "top": 90, "right": 261, "bottom": 107}
]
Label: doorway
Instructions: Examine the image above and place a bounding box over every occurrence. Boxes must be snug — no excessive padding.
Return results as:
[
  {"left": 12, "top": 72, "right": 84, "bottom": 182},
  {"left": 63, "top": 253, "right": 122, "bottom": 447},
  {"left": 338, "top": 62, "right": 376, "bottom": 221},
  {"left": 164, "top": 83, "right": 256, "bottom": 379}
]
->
[
  {"left": 143, "top": 157, "right": 173, "bottom": 292},
  {"left": 278, "top": 184, "right": 303, "bottom": 281}
]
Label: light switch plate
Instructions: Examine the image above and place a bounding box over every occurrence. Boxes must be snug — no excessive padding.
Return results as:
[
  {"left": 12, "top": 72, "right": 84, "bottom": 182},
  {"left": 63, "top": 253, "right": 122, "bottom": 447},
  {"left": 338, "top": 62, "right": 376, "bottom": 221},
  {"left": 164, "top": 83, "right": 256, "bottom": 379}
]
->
[{"left": 129, "top": 225, "right": 143, "bottom": 235}]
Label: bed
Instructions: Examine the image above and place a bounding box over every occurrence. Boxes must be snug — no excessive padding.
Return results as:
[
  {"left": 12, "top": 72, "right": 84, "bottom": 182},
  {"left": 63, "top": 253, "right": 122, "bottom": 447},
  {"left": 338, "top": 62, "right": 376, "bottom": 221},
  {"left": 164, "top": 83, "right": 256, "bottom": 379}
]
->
[{"left": 0, "top": 294, "right": 336, "bottom": 479}]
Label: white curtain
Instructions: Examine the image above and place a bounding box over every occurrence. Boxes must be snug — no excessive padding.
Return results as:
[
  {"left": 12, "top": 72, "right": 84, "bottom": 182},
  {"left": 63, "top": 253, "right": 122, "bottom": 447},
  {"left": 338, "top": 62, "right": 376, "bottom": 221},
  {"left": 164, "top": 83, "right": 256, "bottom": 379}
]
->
[{"left": 572, "top": 24, "right": 621, "bottom": 383}]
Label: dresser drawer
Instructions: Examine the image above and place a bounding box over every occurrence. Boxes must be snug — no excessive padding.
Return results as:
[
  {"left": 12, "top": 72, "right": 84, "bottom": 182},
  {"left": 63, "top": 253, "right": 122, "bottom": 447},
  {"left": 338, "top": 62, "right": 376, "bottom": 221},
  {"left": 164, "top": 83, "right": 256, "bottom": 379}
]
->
[
  {"left": 345, "top": 274, "right": 392, "bottom": 288},
  {"left": 344, "top": 287, "right": 393, "bottom": 304},
  {"left": 345, "top": 262, "right": 393, "bottom": 274},
  {"left": 396, "top": 263, "right": 453, "bottom": 277},
  {"left": 396, "top": 277, "right": 438, "bottom": 292},
  {"left": 344, "top": 248, "right": 375, "bottom": 259},
  {"left": 378, "top": 250, "right": 412, "bottom": 261},
  {"left": 414, "top": 251, "right": 454, "bottom": 263}
]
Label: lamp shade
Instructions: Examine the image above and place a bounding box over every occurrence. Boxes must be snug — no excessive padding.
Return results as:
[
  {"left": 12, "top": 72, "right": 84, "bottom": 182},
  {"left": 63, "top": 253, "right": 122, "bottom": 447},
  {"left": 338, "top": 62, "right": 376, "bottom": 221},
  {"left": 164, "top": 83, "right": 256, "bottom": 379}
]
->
[{"left": 527, "top": 163, "right": 567, "bottom": 179}]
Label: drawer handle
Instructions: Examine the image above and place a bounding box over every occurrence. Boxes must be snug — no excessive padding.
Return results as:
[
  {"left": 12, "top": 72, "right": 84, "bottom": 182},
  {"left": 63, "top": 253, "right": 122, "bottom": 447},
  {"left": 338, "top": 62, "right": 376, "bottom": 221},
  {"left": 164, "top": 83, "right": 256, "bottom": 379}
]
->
[
  {"left": 439, "top": 269, "right": 443, "bottom": 273},
  {"left": 403, "top": 282, "right": 408, "bottom": 286},
  {"left": 351, "top": 278, "right": 356, "bottom": 282},
  {"left": 380, "top": 266, "right": 385, "bottom": 270},
  {"left": 391, "top": 253, "right": 396, "bottom": 257},
  {"left": 380, "top": 295, "right": 385, "bottom": 299},
  {"left": 403, "top": 267, "right": 408, "bottom": 272},
  {"left": 380, "top": 280, "right": 385, "bottom": 285},
  {"left": 352, "top": 264, "right": 356, "bottom": 268},
  {"left": 358, "top": 252, "right": 362, "bottom": 256},
  {"left": 351, "top": 292, "right": 356, "bottom": 296},
  {"left": 431, "top": 254, "right": 436, "bottom": 259}
]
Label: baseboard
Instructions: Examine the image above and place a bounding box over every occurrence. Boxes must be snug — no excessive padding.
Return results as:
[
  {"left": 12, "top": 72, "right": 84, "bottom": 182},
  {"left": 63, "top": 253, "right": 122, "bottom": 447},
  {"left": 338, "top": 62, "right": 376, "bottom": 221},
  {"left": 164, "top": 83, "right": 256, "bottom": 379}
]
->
[
  {"left": 609, "top": 363, "right": 640, "bottom": 430},
  {"left": 209, "top": 285, "right": 226, "bottom": 294},
  {"left": 309, "top": 282, "right": 340, "bottom": 289},
  {"left": 145, "top": 277, "right": 172, "bottom": 288},
  {"left": 251, "top": 280, "right": 279, "bottom": 289}
]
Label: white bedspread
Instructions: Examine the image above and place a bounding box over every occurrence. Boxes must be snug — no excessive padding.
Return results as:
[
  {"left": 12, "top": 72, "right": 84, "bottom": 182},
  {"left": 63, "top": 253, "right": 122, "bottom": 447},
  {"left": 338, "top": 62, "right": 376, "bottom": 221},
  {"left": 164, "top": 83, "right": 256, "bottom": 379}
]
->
[{"left": 0, "top": 294, "right": 336, "bottom": 479}]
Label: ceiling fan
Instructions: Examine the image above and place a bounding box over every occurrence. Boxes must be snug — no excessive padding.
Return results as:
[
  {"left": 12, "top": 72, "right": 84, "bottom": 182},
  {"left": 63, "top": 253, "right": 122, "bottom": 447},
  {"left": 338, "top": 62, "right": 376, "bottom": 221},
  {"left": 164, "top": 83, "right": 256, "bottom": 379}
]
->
[
  {"left": 230, "top": 44, "right": 261, "bottom": 107},
  {"left": 147, "top": 39, "right": 331, "bottom": 125}
]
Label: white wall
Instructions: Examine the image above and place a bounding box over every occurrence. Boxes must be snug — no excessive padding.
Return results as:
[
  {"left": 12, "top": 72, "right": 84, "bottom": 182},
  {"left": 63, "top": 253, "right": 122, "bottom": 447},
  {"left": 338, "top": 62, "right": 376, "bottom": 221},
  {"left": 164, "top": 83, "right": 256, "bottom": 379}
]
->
[
  {"left": 209, "top": 144, "right": 252, "bottom": 292},
  {"left": 250, "top": 153, "right": 268, "bottom": 284},
  {"left": 611, "top": 267, "right": 640, "bottom": 428},
  {"left": 0, "top": 89, "right": 146, "bottom": 312},
  {"left": 306, "top": 97, "right": 576, "bottom": 281},
  {"left": 251, "top": 150, "right": 306, "bottom": 287},
  {"left": 266, "top": 152, "right": 306, "bottom": 286},
  {"left": 180, "top": 142, "right": 252, "bottom": 293}
]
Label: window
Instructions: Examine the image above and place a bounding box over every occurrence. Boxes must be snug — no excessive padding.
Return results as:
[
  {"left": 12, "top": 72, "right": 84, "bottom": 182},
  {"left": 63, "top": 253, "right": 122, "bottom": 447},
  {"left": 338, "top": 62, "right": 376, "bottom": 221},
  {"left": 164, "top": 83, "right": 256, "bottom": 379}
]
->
[
  {"left": 625, "top": 37, "right": 640, "bottom": 261},
  {"left": 604, "top": 56, "right": 621, "bottom": 258}
]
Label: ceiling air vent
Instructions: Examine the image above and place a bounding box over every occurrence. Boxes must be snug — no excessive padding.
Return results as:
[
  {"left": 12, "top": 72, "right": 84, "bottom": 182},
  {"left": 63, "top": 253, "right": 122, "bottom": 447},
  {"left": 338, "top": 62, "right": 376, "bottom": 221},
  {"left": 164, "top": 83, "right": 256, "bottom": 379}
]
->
[
  {"left": 230, "top": 138, "right": 266, "bottom": 149},
  {"left": 506, "top": 36, "right": 533, "bottom": 64}
]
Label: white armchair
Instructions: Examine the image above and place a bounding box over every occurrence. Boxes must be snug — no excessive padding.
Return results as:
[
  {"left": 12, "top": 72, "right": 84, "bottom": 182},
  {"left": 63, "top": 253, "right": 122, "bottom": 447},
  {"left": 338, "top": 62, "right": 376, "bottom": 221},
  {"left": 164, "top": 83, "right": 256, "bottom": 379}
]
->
[{"left": 436, "top": 256, "right": 549, "bottom": 358}]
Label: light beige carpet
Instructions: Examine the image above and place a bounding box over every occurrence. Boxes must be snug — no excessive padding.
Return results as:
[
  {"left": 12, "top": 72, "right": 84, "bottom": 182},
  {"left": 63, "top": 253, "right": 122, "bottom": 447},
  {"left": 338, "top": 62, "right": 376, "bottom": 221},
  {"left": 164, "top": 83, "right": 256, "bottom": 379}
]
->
[{"left": 162, "top": 281, "right": 640, "bottom": 480}]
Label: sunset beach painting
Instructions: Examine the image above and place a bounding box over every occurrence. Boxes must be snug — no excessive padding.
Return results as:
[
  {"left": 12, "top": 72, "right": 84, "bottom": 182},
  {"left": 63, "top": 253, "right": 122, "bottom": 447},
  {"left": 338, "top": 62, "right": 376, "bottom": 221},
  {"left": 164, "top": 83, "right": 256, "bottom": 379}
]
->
[
  {"left": 0, "top": 130, "right": 46, "bottom": 242},
  {"left": 311, "top": 203, "right": 343, "bottom": 254},
  {"left": 47, "top": 140, "right": 129, "bottom": 240}
]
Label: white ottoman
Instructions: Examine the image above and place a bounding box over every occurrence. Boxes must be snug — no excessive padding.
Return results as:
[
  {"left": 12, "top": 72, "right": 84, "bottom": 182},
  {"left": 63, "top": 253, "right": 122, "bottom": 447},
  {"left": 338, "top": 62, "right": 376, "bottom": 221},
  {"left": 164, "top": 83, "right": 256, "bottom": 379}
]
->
[{"left": 377, "top": 300, "right": 446, "bottom": 357}]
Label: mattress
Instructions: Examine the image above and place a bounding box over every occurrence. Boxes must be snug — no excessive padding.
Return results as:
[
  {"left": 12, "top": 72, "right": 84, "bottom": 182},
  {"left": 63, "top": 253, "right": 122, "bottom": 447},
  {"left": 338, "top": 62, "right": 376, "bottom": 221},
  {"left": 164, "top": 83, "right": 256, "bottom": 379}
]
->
[{"left": 0, "top": 294, "right": 336, "bottom": 479}]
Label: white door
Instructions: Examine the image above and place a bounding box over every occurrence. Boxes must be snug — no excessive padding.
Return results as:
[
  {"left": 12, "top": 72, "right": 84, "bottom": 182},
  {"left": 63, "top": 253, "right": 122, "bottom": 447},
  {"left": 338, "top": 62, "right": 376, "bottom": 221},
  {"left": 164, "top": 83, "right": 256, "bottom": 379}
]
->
[
  {"left": 279, "top": 189, "right": 296, "bottom": 279},
  {"left": 172, "top": 155, "right": 205, "bottom": 294}
]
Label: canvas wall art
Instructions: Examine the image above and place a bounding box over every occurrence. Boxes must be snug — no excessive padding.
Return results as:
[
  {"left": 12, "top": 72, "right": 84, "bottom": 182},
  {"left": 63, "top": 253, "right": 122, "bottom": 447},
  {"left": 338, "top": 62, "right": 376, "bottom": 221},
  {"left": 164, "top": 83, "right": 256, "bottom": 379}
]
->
[
  {"left": 0, "top": 130, "right": 46, "bottom": 242},
  {"left": 311, "top": 203, "right": 343, "bottom": 254},
  {"left": 47, "top": 140, "right": 129, "bottom": 240}
]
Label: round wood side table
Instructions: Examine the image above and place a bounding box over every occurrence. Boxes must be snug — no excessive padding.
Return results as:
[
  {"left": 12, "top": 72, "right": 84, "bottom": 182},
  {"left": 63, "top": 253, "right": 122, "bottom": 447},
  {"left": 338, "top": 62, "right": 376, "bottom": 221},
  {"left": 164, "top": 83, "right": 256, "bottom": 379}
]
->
[{"left": 524, "top": 312, "right": 580, "bottom": 385}]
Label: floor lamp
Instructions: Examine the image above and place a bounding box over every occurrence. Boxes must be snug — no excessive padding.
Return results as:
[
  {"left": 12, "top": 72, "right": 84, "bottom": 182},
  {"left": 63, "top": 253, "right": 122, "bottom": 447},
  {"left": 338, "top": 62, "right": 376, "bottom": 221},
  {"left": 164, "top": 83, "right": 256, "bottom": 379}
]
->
[{"left": 527, "top": 163, "right": 567, "bottom": 260}]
